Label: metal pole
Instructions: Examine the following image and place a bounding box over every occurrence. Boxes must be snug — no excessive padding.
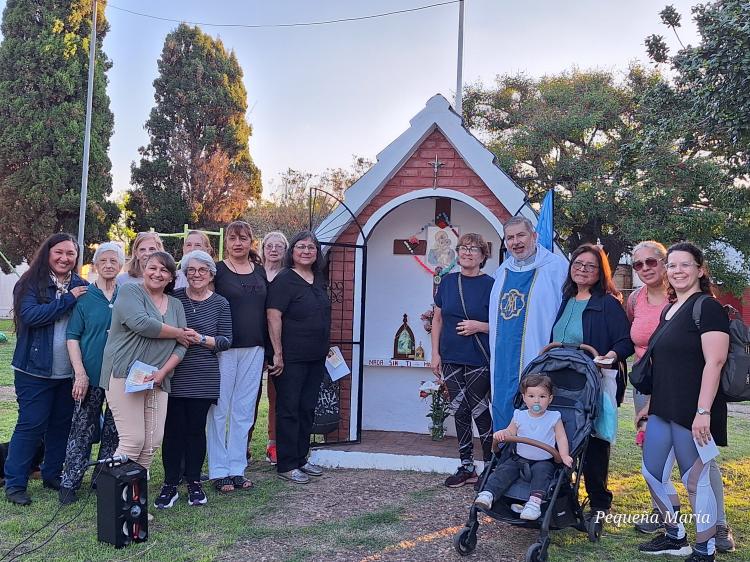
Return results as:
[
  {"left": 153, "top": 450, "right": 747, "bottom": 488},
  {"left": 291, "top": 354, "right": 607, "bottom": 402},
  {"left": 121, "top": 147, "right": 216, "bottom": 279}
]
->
[
  {"left": 455, "top": 0, "right": 465, "bottom": 116},
  {"left": 77, "top": 0, "right": 98, "bottom": 270}
]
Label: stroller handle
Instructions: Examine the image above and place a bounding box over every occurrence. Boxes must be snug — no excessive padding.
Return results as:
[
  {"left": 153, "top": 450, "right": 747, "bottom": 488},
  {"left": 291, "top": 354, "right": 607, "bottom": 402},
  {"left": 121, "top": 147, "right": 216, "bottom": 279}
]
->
[
  {"left": 496, "top": 436, "right": 563, "bottom": 464},
  {"left": 541, "top": 342, "right": 599, "bottom": 359}
]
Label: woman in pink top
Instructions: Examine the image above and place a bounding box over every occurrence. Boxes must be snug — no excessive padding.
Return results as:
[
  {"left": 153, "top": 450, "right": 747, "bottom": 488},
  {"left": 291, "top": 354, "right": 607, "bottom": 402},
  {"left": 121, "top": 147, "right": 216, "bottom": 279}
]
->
[{"left": 628, "top": 241, "right": 734, "bottom": 552}]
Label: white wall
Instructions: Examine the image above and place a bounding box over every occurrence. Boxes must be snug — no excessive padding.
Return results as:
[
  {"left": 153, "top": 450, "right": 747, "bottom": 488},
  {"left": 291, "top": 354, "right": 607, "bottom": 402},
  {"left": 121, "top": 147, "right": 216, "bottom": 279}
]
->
[
  {"left": 0, "top": 264, "right": 28, "bottom": 318},
  {"left": 362, "top": 198, "right": 502, "bottom": 433}
]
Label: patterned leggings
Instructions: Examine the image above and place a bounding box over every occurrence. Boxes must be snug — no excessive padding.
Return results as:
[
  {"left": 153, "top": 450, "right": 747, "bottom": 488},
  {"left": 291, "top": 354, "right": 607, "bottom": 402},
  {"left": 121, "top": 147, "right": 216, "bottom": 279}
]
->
[
  {"left": 60, "top": 386, "right": 119, "bottom": 491},
  {"left": 442, "top": 363, "right": 493, "bottom": 465}
]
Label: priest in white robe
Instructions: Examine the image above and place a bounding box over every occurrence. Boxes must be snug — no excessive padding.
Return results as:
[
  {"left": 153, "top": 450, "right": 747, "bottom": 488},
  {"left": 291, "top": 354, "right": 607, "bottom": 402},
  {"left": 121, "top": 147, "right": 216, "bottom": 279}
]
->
[{"left": 488, "top": 217, "right": 568, "bottom": 430}]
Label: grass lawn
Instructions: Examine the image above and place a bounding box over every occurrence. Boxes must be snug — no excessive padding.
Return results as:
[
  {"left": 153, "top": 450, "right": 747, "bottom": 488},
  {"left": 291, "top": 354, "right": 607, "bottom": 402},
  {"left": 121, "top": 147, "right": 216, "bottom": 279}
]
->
[
  {"left": 0, "top": 318, "right": 15, "bottom": 387},
  {"left": 0, "top": 324, "right": 748, "bottom": 561}
]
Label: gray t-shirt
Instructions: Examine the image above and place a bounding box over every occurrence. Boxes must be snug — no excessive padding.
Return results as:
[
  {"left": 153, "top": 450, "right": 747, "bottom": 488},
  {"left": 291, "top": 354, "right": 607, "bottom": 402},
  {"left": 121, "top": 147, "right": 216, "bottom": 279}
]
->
[{"left": 51, "top": 314, "right": 73, "bottom": 378}]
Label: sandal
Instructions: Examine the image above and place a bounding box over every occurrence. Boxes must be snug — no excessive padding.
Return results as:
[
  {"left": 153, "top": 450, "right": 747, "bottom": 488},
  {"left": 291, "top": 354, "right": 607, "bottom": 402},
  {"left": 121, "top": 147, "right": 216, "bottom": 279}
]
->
[
  {"left": 214, "top": 477, "right": 234, "bottom": 494},
  {"left": 231, "top": 475, "right": 254, "bottom": 490}
]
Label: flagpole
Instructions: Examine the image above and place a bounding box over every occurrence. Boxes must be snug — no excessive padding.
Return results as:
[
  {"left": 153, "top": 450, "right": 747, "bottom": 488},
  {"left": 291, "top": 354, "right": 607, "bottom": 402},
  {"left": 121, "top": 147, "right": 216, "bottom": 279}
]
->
[
  {"left": 77, "top": 0, "right": 97, "bottom": 270},
  {"left": 455, "top": 0, "right": 465, "bottom": 116}
]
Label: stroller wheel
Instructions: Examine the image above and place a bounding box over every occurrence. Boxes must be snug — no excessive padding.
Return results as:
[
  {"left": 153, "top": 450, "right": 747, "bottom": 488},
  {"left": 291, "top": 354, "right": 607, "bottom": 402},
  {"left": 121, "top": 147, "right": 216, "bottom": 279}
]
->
[
  {"left": 525, "top": 542, "right": 548, "bottom": 562},
  {"left": 587, "top": 517, "right": 603, "bottom": 542},
  {"left": 453, "top": 526, "right": 477, "bottom": 556}
]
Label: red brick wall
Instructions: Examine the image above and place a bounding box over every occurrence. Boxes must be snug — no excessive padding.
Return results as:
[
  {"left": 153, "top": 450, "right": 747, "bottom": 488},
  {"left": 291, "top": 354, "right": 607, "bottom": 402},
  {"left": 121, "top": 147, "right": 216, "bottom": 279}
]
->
[
  {"left": 716, "top": 288, "right": 750, "bottom": 324},
  {"left": 326, "top": 128, "right": 512, "bottom": 441}
]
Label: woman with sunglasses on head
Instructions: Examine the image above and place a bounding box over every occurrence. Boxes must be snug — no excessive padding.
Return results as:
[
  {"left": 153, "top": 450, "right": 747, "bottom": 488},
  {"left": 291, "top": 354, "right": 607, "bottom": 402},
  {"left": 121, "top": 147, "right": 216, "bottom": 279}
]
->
[
  {"left": 430, "top": 233, "right": 494, "bottom": 489},
  {"left": 207, "top": 221, "right": 266, "bottom": 493},
  {"left": 550, "top": 244, "right": 634, "bottom": 520},
  {"left": 267, "top": 231, "right": 331, "bottom": 484},
  {"left": 636, "top": 243, "right": 732, "bottom": 562}
]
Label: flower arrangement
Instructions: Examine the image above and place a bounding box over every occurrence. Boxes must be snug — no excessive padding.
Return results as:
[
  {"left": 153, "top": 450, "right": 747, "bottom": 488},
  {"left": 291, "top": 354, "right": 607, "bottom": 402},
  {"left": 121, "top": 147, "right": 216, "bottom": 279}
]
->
[
  {"left": 419, "top": 379, "right": 450, "bottom": 440},
  {"left": 420, "top": 305, "right": 435, "bottom": 333}
]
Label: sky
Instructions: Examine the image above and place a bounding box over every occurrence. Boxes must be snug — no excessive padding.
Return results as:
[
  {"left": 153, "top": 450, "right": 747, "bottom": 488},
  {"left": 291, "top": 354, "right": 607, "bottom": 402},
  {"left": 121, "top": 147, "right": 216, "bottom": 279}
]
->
[{"left": 1, "top": 0, "right": 702, "bottom": 199}]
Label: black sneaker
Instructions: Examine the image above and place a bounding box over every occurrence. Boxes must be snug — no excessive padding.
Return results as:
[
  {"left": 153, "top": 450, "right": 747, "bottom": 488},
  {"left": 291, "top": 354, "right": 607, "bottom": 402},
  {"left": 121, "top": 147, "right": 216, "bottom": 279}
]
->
[
  {"left": 187, "top": 482, "right": 207, "bottom": 506},
  {"left": 714, "top": 524, "right": 735, "bottom": 553},
  {"left": 444, "top": 465, "right": 478, "bottom": 488},
  {"left": 635, "top": 508, "right": 664, "bottom": 534},
  {"left": 58, "top": 487, "right": 78, "bottom": 505},
  {"left": 684, "top": 551, "right": 714, "bottom": 562},
  {"left": 638, "top": 533, "right": 692, "bottom": 556},
  {"left": 5, "top": 488, "right": 31, "bottom": 506},
  {"left": 153, "top": 485, "right": 179, "bottom": 509}
]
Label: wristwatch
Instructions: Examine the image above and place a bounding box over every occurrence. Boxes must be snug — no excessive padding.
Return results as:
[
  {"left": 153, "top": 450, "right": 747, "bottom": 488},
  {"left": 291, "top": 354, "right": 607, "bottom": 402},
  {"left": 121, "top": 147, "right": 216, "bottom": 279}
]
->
[
  {"left": 696, "top": 407, "right": 711, "bottom": 416},
  {"left": 200, "top": 334, "right": 207, "bottom": 345}
]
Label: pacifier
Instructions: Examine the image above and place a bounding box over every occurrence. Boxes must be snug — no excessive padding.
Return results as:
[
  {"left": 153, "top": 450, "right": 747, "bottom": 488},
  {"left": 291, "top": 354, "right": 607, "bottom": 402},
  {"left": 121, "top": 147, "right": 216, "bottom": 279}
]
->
[{"left": 531, "top": 404, "right": 542, "bottom": 413}]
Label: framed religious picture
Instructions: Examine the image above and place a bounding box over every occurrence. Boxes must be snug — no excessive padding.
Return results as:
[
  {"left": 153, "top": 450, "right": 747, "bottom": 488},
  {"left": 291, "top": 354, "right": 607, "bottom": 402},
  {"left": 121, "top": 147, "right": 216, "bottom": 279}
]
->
[
  {"left": 426, "top": 226, "right": 459, "bottom": 271},
  {"left": 393, "top": 313, "right": 416, "bottom": 359}
]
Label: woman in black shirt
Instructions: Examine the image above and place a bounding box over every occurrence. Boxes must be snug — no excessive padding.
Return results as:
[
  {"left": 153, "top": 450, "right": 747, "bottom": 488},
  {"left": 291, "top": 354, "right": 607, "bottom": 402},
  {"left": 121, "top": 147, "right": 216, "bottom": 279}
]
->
[
  {"left": 207, "top": 221, "right": 267, "bottom": 493},
  {"left": 638, "top": 243, "right": 729, "bottom": 562},
  {"left": 267, "top": 231, "right": 331, "bottom": 484}
]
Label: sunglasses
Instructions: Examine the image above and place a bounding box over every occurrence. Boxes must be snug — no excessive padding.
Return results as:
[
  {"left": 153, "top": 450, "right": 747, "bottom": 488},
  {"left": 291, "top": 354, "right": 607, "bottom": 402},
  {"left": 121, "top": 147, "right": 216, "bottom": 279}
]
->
[{"left": 632, "top": 257, "right": 662, "bottom": 272}]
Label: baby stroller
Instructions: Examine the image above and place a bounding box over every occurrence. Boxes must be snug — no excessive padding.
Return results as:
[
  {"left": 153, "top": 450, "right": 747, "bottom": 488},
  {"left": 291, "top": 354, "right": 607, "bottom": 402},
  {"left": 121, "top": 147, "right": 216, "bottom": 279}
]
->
[{"left": 453, "top": 343, "right": 602, "bottom": 562}]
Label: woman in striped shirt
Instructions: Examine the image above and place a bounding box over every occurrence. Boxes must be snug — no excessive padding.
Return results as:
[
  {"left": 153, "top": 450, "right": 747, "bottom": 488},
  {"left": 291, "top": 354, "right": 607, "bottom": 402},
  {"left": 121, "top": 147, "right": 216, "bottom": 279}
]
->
[{"left": 155, "top": 250, "right": 233, "bottom": 509}]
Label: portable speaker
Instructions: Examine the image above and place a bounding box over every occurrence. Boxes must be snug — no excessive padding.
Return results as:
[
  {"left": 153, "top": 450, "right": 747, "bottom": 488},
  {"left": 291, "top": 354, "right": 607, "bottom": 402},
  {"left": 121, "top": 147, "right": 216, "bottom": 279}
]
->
[{"left": 96, "top": 461, "right": 148, "bottom": 548}]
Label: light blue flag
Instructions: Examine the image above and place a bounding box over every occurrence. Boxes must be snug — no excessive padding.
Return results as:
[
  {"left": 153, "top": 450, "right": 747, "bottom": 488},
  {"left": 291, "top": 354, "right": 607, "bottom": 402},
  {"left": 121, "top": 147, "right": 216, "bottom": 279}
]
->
[{"left": 536, "top": 190, "right": 554, "bottom": 251}]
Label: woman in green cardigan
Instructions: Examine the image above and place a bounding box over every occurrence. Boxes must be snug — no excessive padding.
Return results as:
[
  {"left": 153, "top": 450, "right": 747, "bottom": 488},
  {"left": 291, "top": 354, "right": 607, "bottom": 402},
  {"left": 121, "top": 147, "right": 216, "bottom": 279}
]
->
[{"left": 102, "top": 252, "right": 196, "bottom": 470}]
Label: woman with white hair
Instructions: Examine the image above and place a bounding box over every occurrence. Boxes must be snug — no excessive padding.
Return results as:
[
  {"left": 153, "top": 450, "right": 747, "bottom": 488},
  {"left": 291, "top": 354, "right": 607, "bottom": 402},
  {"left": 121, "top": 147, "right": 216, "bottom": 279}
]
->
[
  {"left": 59, "top": 242, "right": 125, "bottom": 504},
  {"left": 155, "top": 250, "right": 233, "bottom": 509}
]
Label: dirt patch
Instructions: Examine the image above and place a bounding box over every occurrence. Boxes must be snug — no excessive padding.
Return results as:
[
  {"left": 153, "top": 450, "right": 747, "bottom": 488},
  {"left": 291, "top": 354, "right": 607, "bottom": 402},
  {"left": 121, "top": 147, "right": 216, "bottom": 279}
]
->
[
  {"left": 221, "top": 468, "right": 538, "bottom": 562},
  {"left": 0, "top": 386, "right": 14, "bottom": 401}
]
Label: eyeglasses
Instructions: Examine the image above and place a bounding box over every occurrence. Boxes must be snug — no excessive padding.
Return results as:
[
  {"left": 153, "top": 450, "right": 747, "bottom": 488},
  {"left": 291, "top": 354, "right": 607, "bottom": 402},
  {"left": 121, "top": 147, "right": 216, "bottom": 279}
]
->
[
  {"left": 572, "top": 261, "right": 599, "bottom": 272},
  {"left": 264, "top": 243, "right": 286, "bottom": 251},
  {"left": 457, "top": 245, "right": 482, "bottom": 255},
  {"left": 666, "top": 262, "right": 699, "bottom": 271},
  {"left": 293, "top": 244, "right": 317, "bottom": 252},
  {"left": 633, "top": 257, "right": 662, "bottom": 272},
  {"left": 186, "top": 267, "right": 211, "bottom": 276}
]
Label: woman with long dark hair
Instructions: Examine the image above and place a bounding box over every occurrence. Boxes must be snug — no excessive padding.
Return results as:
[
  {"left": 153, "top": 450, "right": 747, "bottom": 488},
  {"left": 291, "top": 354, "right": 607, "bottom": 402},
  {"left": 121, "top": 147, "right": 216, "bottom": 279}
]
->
[
  {"left": 4, "top": 233, "right": 88, "bottom": 506},
  {"left": 550, "top": 244, "right": 633, "bottom": 519},
  {"left": 267, "top": 230, "right": 331, "bottom": 484}
]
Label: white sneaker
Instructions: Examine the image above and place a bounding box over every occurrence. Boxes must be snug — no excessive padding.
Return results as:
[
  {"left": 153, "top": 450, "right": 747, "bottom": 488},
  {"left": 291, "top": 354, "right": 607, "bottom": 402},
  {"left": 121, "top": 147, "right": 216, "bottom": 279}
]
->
[
  {"left": 520, "top": 499, "right": 542, "bottom": 520},
  {"left": 474, "top": 491, "right": 494, "bottom": 510}
]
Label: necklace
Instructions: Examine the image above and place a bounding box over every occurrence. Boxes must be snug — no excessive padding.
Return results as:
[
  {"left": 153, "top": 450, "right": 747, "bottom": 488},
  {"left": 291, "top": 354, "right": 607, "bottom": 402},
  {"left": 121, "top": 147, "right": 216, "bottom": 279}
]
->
[
  {"left": 226, "top": 257, "right": 253, "bottom": 275},
  {"left": 185, "top": 289, "right": 209, "bottom": 313}
]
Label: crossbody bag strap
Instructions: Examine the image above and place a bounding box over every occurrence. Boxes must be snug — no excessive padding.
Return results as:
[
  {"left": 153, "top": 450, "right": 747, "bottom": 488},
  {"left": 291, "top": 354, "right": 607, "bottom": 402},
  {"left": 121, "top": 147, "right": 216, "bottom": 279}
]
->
[{"left": 457, "top": 274, "right": 491, "bottom": 365}]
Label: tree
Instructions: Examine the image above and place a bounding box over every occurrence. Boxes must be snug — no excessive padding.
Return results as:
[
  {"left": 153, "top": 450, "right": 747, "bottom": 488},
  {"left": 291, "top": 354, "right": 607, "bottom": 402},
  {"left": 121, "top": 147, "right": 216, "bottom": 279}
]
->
[
  {"left": 244, "top": 156, "right": 373, "bottom": 241},
  {"left": 0, "top": 0, "right": 118, "bottom": 266},
  {"left": 646, "top": 1, "right": 750, "bottom": 174},
  {"left": 463, "top": 68, "right": 750, "bottom": 292},
  {"left": 128, "top": 24, "right": 261, "bottom": 234}
]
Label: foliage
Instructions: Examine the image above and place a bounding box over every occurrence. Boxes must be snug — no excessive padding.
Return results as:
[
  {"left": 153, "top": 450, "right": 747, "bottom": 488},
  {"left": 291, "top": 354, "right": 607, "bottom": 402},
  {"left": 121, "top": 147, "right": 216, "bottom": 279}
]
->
[
  {"left": 463, "top": 67, "right": 750, "bottom": 292},
  {"left": 418, "top": 380, "right": 449, "bottom": 440},
  {"left": 0, "top": 0, "right": 118, "bottom": 267},
  {"left": 244, "top": 156, "right": 372, "bottom": 240},
  {"left": 127, "top": 24, "right": 261, "bottom": 234},
  {"left": 647, "top": 0, "right": 750, "bottom": 174}
]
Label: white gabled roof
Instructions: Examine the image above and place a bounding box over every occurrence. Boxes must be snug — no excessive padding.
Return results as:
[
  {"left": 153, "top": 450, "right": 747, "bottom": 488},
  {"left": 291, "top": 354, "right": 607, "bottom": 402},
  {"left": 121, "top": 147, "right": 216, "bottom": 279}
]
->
[{"left": 315, "top": 94, "right": 538, "bottom": 243}]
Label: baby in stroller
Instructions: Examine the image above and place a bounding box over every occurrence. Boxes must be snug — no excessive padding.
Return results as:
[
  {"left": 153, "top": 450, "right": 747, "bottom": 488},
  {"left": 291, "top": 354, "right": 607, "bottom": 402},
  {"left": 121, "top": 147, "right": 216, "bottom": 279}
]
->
[{"left": 474, "top": 374, "right": 573, "bottom": 520}]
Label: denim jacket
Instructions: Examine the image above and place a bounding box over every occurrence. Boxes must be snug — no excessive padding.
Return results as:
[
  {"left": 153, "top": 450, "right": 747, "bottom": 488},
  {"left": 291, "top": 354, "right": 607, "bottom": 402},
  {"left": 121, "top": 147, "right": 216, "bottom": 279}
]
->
[{"left": 12, "top": 273, "right": 88, "bottom": 378}]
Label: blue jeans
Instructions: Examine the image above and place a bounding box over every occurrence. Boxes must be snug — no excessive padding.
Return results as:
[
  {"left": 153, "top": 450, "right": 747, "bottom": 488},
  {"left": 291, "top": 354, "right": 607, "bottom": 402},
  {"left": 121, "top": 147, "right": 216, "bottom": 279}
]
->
[{"left": 4, "top": 371, "right": 74, "bottom": 492}]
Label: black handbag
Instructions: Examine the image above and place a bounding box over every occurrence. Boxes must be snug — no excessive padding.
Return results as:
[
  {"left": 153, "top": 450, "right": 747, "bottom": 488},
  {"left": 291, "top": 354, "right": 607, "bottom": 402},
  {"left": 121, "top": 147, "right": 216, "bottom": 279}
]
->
[{"left": 629, "top": 304, "right": 673, "bottom": 395}]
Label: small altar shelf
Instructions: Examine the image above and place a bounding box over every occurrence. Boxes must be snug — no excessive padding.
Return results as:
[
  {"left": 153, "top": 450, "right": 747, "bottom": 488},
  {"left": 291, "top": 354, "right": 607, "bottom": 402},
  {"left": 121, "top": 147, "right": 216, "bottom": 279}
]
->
[{"left": 366, "top": 358, "right": 432, "bottom": 368}]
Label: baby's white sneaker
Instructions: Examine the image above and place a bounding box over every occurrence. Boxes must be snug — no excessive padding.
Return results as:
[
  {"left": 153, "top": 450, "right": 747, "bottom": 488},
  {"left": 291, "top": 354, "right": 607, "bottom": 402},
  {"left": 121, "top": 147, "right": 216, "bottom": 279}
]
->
[
  {"left": 520, "top": 498, "right": 542, "bottom": 520},
  {"left": 474, "top": 491, "right": 494, "bottom": 510}
]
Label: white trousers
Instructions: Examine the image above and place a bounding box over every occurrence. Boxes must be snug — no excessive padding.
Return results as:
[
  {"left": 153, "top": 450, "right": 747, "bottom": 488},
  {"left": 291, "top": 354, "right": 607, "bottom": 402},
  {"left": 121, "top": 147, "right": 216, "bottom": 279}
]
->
[{"left": 207, "top": 346, "right": 264, "bottom": 478}]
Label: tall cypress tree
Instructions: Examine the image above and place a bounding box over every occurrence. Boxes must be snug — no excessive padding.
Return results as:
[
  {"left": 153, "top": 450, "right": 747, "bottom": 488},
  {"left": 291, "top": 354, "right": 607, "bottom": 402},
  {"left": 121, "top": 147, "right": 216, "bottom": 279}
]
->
[
  {"left": 128, "top": 24, "right": 262, "bottom": 233},
  {"left": 0, "top": 0, "right": 117, "bottom": 265}
]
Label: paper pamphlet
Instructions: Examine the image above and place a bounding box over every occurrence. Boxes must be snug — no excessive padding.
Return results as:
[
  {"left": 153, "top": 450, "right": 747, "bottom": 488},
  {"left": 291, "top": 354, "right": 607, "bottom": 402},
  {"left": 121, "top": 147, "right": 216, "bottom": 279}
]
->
[
  {"left": 126, "top": 360, "right": 156, "bottom": 393},
  {"left": 693, "top": 436, "right": 719, "bottom": 464},
  {"left": 325, "top": 346, "right": 350, "bottom": 382}
]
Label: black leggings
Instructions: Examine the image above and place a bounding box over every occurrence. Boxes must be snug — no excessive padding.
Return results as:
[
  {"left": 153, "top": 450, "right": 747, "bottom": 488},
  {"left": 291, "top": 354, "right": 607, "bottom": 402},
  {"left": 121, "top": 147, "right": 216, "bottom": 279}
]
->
[
  {"left": 162, "top": 396, "right": 213, "bottom": 485},
  {"left": 442, "top": 363, "right": 493, "bottom": 465}
]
